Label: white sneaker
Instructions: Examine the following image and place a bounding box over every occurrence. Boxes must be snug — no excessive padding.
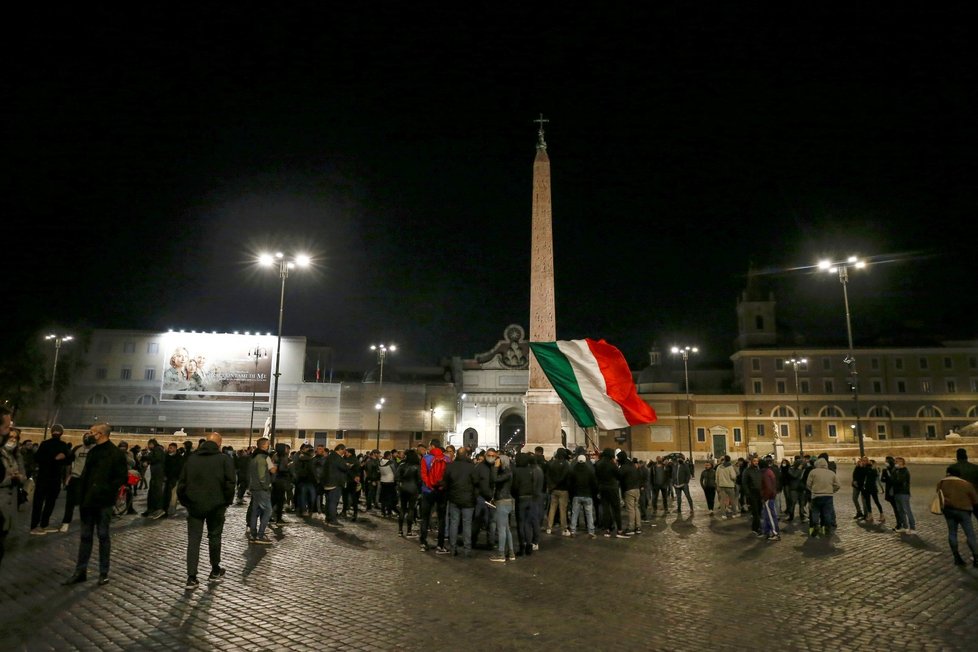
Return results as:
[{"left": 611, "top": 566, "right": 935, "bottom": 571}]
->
[
  {"left": 59, "top": 524, "right": 69, "bottom": 533},
  {"left": 906, "top": 529, "right": 916, "bottom": 535},
  {"left": 29, "top": 528, "right": 47, "bottom": 536},
  {"left": 545, "top": 528, "right": 552, "bottom": 534}
]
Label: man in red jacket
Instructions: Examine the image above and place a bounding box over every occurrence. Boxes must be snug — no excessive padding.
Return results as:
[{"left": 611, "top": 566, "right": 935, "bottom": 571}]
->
[{"left": 759, "top": 458, "right": 781, "bottom": 542}]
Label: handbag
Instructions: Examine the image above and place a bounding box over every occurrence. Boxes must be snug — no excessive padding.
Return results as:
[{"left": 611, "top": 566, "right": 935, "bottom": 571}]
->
[{"left": 929, "top": 489, "right": 944, "bottom": 515}]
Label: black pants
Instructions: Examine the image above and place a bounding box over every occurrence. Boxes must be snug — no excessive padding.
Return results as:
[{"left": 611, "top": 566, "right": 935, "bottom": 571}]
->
[
  {"left": 31, "top": 477, "right": 62, "bottom": 529},
  {"left": 379, "top": 483, "right": 397, "bottom": 515},
  {"left": 147, "top": 468, "right": 164, "bottom": 512},
  {"left": 162, "top": 476, "right": 179, "bottom": 515},
  {"left": 342, "top": 485, "right": 361, "bottom": 518},
  {"left": 272, "top": 478, "right": 289, "bottom": 520},
  {"left": 748, "top": 491, "right": 762, "bottom": 532},
  {"left": 703, "top": 487, "right": 716, "bottom": 511},
  {"left": 651, "top": 485, "right": 669, "bottom": 511},
  {"left": 186, "top": 506, "right": 226, "bottom": 578},
  {"left": 599, "top": 488, "right": 622, "bottom": 532},
  {"left": 419, "top": 491, "right": 447, "bottom": 548},
  {"left": 62, "top": 477, "right": 82, "bottom": 524},
  {"left": 398, "top": 491, "right": 418, "bottom": 533},
  {"left": 75, "top": 506, "right": 113, "bottom": 575}
]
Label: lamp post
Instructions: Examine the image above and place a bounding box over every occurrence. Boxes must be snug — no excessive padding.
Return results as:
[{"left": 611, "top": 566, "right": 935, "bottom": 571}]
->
[
  {"left": 818, "top": 256, "right": 866, "bottom": 457},
  {"left": 671, "top": 345, "right": 698, "bottom": 463},
  {"left": 371, "top": 343, "right": 395, "bottom": 450},
  {"left": 247, "top": 344, "right": 269, "bottom": 447},
  {"left": 43, "top": 333, "right": 73, "bottom": 440},
  {"left": 259, "top": 252, "right": 310, "bottom": 447},
  {"left": 787, "top": 356, "right": 807, "bottom": 457}
]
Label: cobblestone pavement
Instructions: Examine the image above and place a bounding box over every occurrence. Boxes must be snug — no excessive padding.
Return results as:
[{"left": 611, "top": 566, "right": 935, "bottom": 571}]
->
[{"left": 1, "top": 463, "right": 977, "bottom": 651}]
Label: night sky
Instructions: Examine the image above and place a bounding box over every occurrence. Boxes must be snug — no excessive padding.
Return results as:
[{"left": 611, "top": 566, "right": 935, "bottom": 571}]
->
[{"left": 6, "top": 6, "right": 977, "bottom": 372}]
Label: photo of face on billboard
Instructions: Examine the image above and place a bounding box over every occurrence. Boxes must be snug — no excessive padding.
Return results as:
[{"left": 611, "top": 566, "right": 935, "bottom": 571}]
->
[{"left": 161, "top": 334, "right": 274, "bottom": 402}]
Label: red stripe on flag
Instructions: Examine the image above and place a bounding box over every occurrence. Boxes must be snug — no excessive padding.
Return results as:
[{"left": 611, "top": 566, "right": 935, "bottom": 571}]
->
[{"left": 585, "top": 338, "right": 657, "bottom": 425}]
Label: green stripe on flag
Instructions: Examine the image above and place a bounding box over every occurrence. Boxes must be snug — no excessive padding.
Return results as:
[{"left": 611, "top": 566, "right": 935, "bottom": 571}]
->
[{"left": 529, "top": 342, "right": 597, "bottom": 428}]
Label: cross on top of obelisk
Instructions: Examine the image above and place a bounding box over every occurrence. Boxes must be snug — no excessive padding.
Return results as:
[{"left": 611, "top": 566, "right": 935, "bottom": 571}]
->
[{"left": 534, "top": 113, "right": 549, "bottom": 150}]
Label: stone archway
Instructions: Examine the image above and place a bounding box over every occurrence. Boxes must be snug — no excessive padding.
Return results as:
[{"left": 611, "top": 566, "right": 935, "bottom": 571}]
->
[{"left": 499, "top": 413, "right": 526, "bottom": 452}]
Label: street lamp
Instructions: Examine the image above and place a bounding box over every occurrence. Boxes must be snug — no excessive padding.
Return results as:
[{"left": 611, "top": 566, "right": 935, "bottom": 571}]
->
[
  {"left": 43, "top": 333, "right": 73, "bottom": 440},
  {"left": 786, "top": 356, "right": 807, "bottom": 457},
  {"left": 671, "top": 345, "right": 698, "bottom": 463},
  {"left": 247, "top": 344, "right": 269, "bottom": 447},
  {"left": 370, "top": 343, "right": 396, "bottom": 450},
  {"left": 259, "top": 252, "right": 310, "bottom": 447},
  {"left": 818, "top": 256, "right": 866, "bottom": 457}
]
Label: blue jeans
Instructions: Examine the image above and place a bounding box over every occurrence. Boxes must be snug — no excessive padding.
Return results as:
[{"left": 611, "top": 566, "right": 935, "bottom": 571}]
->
[
  {"left": 249, "top": 490, "right": 272, "bottom": 537},
  {"left": 495, "top": 499, "right": 515, "bottom": 556},
  {"left": 448, "top": 503, "right": 474, "bottom": 554},
  {"left": 296, "top": 482, "right": 317, "bottom": 514},
  {"left": 895, "top": 494, "right": 915, "bottom": 530},
  {"left": 76, "top": 506, "right": 113, "bottom": 575},
  {"left": 944, "top": 508, "right": 977, "bottom": 555},
  {"left": 809, "top": 496, "right": 836, "bottom": 529},
  {"left": 570, "top": 496, "right": 595, "bottom": 535}
]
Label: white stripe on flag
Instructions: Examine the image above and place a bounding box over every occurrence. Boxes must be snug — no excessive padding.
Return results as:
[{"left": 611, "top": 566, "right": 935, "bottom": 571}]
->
[{"left": 557, "top": 340, "right": 629, "bottom": 430}]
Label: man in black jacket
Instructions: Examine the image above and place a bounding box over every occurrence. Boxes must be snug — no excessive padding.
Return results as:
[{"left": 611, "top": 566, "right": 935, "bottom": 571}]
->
[
  {"left": 443, "top": 446, "right": 477, "bottom": 557},
  {"left": 162, "top": 443, "right": 184, "bottom": 518},
  {"left": 323, "top": 445, "right": 348, "bottom": 526},
  {"left": 743, "top": 455, "right": 764, "bottom": 536},
  {"left": 29, "top": 423, "right": 71, "bottom": 534},
  {"left": 471, "top": 448, "right": 495, "bottom": 549},
  {"left": 177, "top": 432, "right": 235, "bottom": 590},
  {"left": 144, "top": 439, "right": 166, "bottom": 519},
  {"left": 63, "top": 423, "right": 128, "bottom": 586}
]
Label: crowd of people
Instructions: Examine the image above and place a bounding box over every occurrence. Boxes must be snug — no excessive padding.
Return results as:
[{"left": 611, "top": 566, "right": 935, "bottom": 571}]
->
[{"left": 2, "top": 404, "right": 977, "bottom": 586}]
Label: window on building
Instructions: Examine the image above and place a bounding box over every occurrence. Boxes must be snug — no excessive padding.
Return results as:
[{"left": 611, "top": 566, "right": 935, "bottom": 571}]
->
[
  {"left": 919, "top": 357, "right": 929, "bottom": 370},
  {"left": 947, "top": 380, "right": 957, "bottom": 393},
  {"left": 821, "top": 406, "right": 843, "bottom": 418},
  {"left": 752, "top": 380, "right": 762, "bottom": 394},
  {"left": 872, "top": 380, "right": 882, "bottom": 393},
  {"left": 896, "top": 380, "right": 906, "bottom": 393},
  {"left": 799, "top": 360, "right": 809, "bottom": 371},
  {"left": 123, "top": 341, "right": 136, "bottom": 354},
  {"left": 756, "top": 424, "right": 765, "bottom": 437},
  {"left": 87, "top": 393, "right": 109, "bottom": 405},
  {"left": 869, "top": 406, "right": 890, "bottom": 418},
  {"left": 800, "top": 379, "right": 810, "bottom": 394},
  {"left": 95, "top": 367, "right": 107, "bottom": 380},
  {"left": 779, "top": 423, "right": 789, "bottom": 438},
  {"left": 120, "top": 367, "right": 132, "bottom": 380},
  {"left": 755, "top": 315, "right": 764, "bottom": 330},
  {"left": 926, "top": 424, "right": 937, "bottom": 439},
  {"left": 823, "top": 379, "right": 834, "bottom": 393},
  {"left": 921, "top": 379, "right": 932, "bottom": 393},
  {"left": 775, "top": 358, "right": 784, "bottom": 371},
  {"left": 776, "top": 380, "right": 787, "bottom": 394},
  {"left": 804, "top": 424, "right": 813, "bottom": 438},
  {"left": 696, "top": 427, "right": 706, "bottom": 442},
  {"left": 944, "top": 356, "right": 953, "bottom": 369},
  {"left": 827, "top": 423, "right": 838, "bottom": 438},
  {"left": 870, "top": 357, "right": 880, "bottom": 370},
  {"left": 147, "top": 342, "right": 159, "bottom": 354},
  {"left": 919, "top": 405, "right": 941, "bottom": 418},
  {"left": 751, "top": 357, "right": 761, "bottom": 371},
  {"left": 822, "top": 357, "right": 832, "bottom": 370},
  {"left": 894, "top": 357, "right": 904, "bottom": 370},
  {"left": 968, "top": 406, "right": 977, "bottom": 418},
  {"left": 902, "top": 424, "right": 911, "bottom": 437},
  {"left": 970, "top": 356, "right": 977, "bottom": 370},
  {"left": 144, "top": 368, "right": 156, "bottom": 381},
  {"left": 774, "top": 406, "right": 791, "bottom": 418},
  {"left": 136, "top": 394, "right": 157, "bottom": 405},
  {"left": 876, "top": 424, "right": 887, "bottom": 440},
  {"left": 336, "top": 430, "right": 346, "bottom": 440},
  {"left": 733, "top": 427, "right": 743, "bottom": 443}
]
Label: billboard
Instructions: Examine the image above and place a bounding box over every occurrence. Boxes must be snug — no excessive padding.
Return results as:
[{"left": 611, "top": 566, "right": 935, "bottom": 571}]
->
[{"left": 161, "top": 333, "right": 276, "bottom": 402}]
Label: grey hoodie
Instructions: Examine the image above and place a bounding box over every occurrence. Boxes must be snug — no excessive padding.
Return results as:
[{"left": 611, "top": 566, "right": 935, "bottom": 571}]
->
[{"left": 806, "top": 458, "right": 841, "bottom": 497}]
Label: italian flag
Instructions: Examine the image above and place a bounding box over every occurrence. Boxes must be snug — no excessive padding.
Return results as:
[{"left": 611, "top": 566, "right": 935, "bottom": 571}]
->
[{"left": 528, "top": 339, "right": 657, "bottom": 430}]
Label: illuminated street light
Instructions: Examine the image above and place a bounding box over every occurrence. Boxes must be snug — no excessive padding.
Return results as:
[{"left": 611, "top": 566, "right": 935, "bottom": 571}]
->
[
  {"left": 370, "top": 343, "right": 396, "bottom": 449},
  {"left": 671, "top": 345, "right": 698, "bottom": 463},
  {"left": 786, "top": 356, "right": 807, "bottom": 457},
  {"left": 43, "top": 333, "right": 73, "bottom": 440},
  {"left": 259, "top": 251, "right": 311, "bottom": 446},
  {"left": 818, "top": 256, "right": 866, "bottom": 456}
]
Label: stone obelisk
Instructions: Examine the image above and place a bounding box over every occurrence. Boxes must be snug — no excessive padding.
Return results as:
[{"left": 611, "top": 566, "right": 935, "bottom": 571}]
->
[{"left": 524, "top": 115, "right": 563, "bottom": 455}]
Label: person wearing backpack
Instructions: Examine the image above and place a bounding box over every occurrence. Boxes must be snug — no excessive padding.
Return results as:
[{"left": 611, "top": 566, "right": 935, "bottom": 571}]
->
[{"left": 419, "top": 439, "right": 449, "bottom": 553}]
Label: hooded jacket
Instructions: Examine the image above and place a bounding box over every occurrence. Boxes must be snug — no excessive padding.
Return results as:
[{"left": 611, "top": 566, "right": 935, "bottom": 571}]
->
[
  {"left": 177, "top": 440, "right": 235, "bottom": 516},
  {"left": 78, "top": 439, "right": 129, "bottom": 509},
  {"left": 443, "top": 456, "right": 477, "bottom": 507},
  {"left": 594, "top": 452, "right": 621, "bottom": 491},
  {"left": 715, "top": 461, "right": 737, "bottom": 488},
  {"left": 511, "top": 453, "right": 534, "bottom": 498},
  {"left": 806, "top": 458, "right": 841, "bottom": 497},
  {"left": 546, "top": 452, "right": 571, "bottom": 492},
  {"left": 379, "top": 458, "right": 395, "bottom": 484}
]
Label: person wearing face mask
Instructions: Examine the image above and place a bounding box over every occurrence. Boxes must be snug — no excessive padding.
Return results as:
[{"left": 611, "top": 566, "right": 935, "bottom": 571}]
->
[
  {"left": 62, "top": 422, "right": 129, "bottom": 586},
  {"left": 58, "top": 431, "right": 97, "bottom": 532},
  {"left": 1, "top": 406, "right": 26, "bottom": 569},
  {"left": 29, "top": 424, "right": 72, "bottom": 535}
]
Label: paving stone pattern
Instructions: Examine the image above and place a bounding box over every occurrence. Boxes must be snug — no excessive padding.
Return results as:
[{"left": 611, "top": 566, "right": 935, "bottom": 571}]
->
[{"left": 1, "top": 464, "right": 976, "bottom": 651}]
